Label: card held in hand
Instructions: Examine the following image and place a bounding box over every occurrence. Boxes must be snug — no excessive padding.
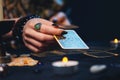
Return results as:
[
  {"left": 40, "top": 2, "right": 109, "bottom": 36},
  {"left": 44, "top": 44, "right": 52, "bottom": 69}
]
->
[{"left": 54, "top": 30, "right": 89, "bottom": 49}]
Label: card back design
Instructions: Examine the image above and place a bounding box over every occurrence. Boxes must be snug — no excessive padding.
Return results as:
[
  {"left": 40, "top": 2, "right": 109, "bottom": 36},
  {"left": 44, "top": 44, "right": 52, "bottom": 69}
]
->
[{"left": 54, "top": 30, "right": 89, "bottom": 49}]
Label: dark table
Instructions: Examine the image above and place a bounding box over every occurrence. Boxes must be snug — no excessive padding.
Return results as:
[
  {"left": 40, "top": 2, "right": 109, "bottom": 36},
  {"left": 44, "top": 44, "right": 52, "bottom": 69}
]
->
[{"left": 1, "top": 41, "right": 120, "bottom": 80}]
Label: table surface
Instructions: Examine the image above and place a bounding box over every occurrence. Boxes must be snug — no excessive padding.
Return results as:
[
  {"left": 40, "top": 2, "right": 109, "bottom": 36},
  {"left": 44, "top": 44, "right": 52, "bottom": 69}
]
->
[{"left": 1, "top": 41, "right": 120, "bottom": 80}]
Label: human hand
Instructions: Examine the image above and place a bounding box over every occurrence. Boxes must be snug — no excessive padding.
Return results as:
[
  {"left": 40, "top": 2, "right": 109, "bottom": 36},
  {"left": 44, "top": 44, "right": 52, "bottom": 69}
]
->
[
  {"left": 23, "top": 18, "right": 65, "bottom": 53},
  {"left": 50, "top": 12, "right": 71, "bottom": 26}
]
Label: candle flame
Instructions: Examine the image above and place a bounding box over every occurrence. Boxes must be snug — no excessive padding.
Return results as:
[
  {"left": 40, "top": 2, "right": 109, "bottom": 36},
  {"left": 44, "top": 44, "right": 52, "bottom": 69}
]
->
[
  {"left": 114, "top": 38, "right": 118, "bottom": 43},
  {"left": 62, "top": 57, "right": 68, "bottom": 63}
]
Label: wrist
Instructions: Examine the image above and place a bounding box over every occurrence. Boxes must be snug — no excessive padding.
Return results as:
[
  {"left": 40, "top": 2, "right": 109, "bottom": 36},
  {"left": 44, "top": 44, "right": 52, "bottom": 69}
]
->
[{"left": 12, "top": 15, "right": 40, "bottom": 43}]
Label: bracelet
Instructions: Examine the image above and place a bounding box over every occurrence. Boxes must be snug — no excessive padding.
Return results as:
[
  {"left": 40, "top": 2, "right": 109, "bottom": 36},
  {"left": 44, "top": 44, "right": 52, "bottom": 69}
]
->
[{"left": 12, "top": 15, "right": 40, "bottom": 43}]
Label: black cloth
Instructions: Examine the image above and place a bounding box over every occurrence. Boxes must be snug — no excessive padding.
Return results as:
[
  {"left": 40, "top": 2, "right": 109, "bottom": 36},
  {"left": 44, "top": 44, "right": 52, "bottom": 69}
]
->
[
  {"left": 1, "top": 53, "right": 120, "bottom": 80},
  {"left": 1, "top": 41, "right": 120, "bottom": 80},
  {"left": 64, "top": 0, "right": 120, "bottom": 42}
]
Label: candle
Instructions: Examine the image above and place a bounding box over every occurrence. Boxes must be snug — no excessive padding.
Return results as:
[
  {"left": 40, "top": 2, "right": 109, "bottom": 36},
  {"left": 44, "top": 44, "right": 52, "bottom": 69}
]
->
[
  {"left": 0, "top": 0, "right": 3, "bottom": 20},
  {"left": 110, "top": 38, "right": 120, "bottom": 49},
  {"left": 52, "top": 57, "right": 79, "bottom": 75}
]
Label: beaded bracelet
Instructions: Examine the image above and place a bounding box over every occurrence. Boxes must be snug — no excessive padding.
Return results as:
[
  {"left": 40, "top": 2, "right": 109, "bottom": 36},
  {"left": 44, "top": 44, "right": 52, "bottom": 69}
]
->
[{"left": 12, "top": 15, "right": 40, "bottom": 43}]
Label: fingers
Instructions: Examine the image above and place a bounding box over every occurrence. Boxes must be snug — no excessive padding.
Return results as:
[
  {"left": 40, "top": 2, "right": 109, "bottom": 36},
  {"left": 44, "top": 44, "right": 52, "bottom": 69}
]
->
[
  {"left": 23, "top": 28, "right": 54, "bottom": 42},
  {"left": 23, "top": 35, "right": 55, "bottom": 53},
  {"left": 23, "top": 28, "right": 55, "bottom": 53},
  {"left": 23, "top": 36, "right": 48, "bottom": 53},
  {"left": 23, "top": 41, "right": 44, "bottom": 53},
  {"left": 40, "top": 24, "right": 63, "bottom": 35},
  {"left": 22, "top": 18, "right": 67, "bottom": 53},
  {"left": 23, "top": 34, "right": 47, "bottom": 48},
  {"left": 50, "top": 13, "right": 71, "bottom": 26},
  {"left": 25, "top": 18, "right": 64, "bottom": 35},
  {"left": 50, "top": 12, "right": 66, "bottom": 23}
]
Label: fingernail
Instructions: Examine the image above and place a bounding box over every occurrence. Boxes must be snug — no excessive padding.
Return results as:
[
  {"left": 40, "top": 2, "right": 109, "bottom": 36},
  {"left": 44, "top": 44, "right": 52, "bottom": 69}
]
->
[
  {"left": 52, "top": 19, "right": 58, "bottom": 23},
  {"left": 61, "top": 31, "right": 68, "bottom": 35},
  {"left": 52, "top": 23, "right": 59, "bottom": 27}
]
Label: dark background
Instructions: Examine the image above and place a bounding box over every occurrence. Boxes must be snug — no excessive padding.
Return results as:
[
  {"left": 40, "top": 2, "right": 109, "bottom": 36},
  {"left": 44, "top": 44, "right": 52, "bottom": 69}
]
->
[
  {"left": 2, "top": 0, "right": 120, "bottom": 42},
  {"left": 64, "top": 0, "right": 120, "bottom": 42}
]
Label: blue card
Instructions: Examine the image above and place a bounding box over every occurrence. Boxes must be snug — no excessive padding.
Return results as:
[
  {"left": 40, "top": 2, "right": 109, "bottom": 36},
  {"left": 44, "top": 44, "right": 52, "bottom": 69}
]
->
[{"left": 54, "top": 30, "right": 89, "bottom": 49}]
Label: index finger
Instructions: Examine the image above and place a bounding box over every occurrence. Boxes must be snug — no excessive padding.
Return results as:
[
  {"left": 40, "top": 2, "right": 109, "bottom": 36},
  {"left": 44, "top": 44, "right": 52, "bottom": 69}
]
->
[
  {"left": 40, "top": 24, "right": 63, "bottom": 35},
  {"left": 26, "top": 18, "right": 64, "bottom": 35}
]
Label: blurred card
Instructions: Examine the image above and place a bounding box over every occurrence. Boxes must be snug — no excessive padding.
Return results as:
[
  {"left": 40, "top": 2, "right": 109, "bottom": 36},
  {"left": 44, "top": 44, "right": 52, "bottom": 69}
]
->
[{"left": 54, "top": 30, "right": 89, "bottom": 49}]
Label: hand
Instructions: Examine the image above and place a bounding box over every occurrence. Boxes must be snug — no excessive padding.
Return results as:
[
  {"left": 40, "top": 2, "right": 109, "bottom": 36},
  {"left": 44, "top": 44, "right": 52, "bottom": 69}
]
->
[
  {"left": 23, "top": 18, "right": 64, "bottom": 53},
  {"left": 50, "top": 12, "right": 71, "bottom": 26}
]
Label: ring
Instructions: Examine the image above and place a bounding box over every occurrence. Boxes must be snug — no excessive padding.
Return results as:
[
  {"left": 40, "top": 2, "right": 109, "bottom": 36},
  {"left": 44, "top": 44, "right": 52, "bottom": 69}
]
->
[{"left": 34, "top": 23, "right": 42, "bottom": 31}]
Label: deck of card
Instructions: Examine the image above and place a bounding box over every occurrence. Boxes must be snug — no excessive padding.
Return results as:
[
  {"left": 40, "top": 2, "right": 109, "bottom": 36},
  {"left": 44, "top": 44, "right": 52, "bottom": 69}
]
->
[{"left": 54, "top": 30, "right": 89, "bottom": 49}]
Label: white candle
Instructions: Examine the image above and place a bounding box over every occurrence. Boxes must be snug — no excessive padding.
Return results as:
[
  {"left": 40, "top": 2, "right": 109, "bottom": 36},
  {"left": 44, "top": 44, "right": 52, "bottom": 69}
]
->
[
  {"left": 0, "top": 0, "right": 3, "bottom": 20},
  {"left": 52, "top": 61, "right": 79, "bottom": 67},
  {"left": 52, "top": 57, "right": 79, "bottom": 75}
]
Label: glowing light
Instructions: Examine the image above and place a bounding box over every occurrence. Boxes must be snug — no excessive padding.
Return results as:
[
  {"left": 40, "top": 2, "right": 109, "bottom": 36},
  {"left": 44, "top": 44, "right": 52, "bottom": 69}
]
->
[
  {"left": 114, "top": 38, "right": 119, "bottom": 43},
  {"left": 62, "top": 57, "right": 68, "bottom": 63}
]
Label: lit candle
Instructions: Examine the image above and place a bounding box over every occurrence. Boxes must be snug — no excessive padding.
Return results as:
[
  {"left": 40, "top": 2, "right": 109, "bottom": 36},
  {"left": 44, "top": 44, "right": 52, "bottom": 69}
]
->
[
  {"left": 110, "top": 38, "right": 120, "bottom": 49},
  {"left": 0, "top": 0, "right": 3, "bottom": 20},
  {"left": 52, "top": 57, "right": 79, "bottom": 75}
]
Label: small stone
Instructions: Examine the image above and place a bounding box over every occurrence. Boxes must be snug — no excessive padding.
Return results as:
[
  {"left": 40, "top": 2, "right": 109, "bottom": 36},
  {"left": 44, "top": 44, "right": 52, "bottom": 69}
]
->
[{"left": 90, "top": 64, "right": 107, "bottom": 74}]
